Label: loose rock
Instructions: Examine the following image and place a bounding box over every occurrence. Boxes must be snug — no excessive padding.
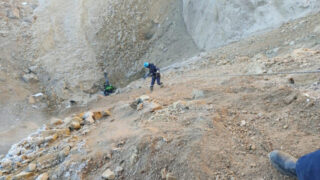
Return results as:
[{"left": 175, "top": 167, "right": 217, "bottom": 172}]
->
[
  {"left": 22, "top": 74, "right": 39, "bottom": 83},
  {"left": 70, "top": 121, "right": 81, "bottom": 130},
  {"left": 13, "top": 171, "right": 33, "bottom": 180},
  {"left": 49, "top": 118, "right": 63, "bottom": 126},
  {"left": 36, "top": 173, "right": 49, "bottom": 180},
  {"left": 26, "top": 163, "right": 36, "bottom": 172},
  {"left": 102, "top": 169, "right": 115, "bottom": 180},
  {"left": 166, "top": 173, "right": 177, "bottom": 180},
  {"left": 192, "top": 89, "right": 205, "bottom": 99}
]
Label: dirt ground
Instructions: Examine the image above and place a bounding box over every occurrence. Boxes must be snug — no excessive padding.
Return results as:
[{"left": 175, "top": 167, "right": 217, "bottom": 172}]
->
[{"left": 1, "top": 7, "right": 320, "bottom": 180}]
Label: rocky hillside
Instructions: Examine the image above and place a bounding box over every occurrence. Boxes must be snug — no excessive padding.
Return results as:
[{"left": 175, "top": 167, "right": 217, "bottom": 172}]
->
[
  {"left": 183, "top": 0, "right": 320, "bottom": 50},
  {"left": 1, "top": 11, "right": 320, "bottom": 179}
]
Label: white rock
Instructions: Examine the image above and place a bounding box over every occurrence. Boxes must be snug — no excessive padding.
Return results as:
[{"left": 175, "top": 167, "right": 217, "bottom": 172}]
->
[
  {"left": 26, "top": 163, "right": 36, "bottom": 172},
  {"left": 22, "top": 74, "right": 39, "bottom": 83},
  {"left": 139, "top": 95, "right": 150, "bottom": 102},
  {"left": 36, "top": 173, "right": 49, "bottom": 180},
  {"left": 102, "top": 169, "right": 115, "bottom": 180},
  {"left": 192, "top": 89, "right": 205, "bottom": 99}
]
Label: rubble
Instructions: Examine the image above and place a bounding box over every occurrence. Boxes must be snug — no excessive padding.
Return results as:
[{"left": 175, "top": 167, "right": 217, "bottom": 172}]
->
[{"left": 102, "top": 169, "right": 115, "bottom": 180}]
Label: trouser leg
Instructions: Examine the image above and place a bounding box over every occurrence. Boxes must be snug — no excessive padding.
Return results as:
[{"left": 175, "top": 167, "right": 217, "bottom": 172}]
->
[
  {"left": 151, "top": 76, "right": 156, "bottom": 87},
  {"left": 156, "top": 75, "right": 161, "bottom": 85}
]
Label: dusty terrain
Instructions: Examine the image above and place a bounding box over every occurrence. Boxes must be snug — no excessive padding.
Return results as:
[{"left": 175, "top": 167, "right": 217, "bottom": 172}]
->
[
  {"left": 1, "top": 11, "right": 320, "bottom": 179},
  {"left": 1, "top": 0, "right": 320, "bottom": 179}
]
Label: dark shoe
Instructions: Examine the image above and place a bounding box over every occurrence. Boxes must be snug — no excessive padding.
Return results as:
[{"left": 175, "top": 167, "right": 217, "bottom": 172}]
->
[
  {"left": 160, "top": 83, "right": 164, "bottom": 88},
  {"left": 150, "top": 86, "right": 153, "bottom": 92},
  {"left": 269, "top": 150, "right": 297, "bottom": 177}
]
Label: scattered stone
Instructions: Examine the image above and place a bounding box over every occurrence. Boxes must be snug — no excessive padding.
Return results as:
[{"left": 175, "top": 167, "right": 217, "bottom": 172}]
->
[
  {"left": 130, "top": 153, "right": 138, "bottom": 165},
  {"left": 115, "top": 166, "right": 123, "bottom": 175},
  {"left": 28, "top": 96, "right": 36, "bottom": 104},
  {"left": 59, "top": 146, "right": 71, "bottom": 160},
  {"left": 1, "top": 159, "right": 13, "bottom": 172},
  {"left": 143, "top": 102, "right": 162, "bottom": 112},
  {"left": 139, "top": 95, "right": 150, "bottom": 102},
  {"left": 166, "top": 173, "right": 177, "bottom": 180},
  {"left": 93, "top": 112, "right": 103, "bottom": 120},
  {"left": 83, "top": 112, "right": 94, "bottom": 124},
  {"left": 44, "top": 133, "right": 58, "bottom": 143},
  {"left": 250, "top": 144, "right": 256, "bottom": 151},
  {"left": 240, "top": 120, "right": 246, "bottom": 127},
  {"left": 283, "top": 125, "right": 288, "bottom": 129},
  {"left": 172, "top": 100, "right": 188, "bottom": 110},
  {"left": 28, "top": 66, "right": 38, "bottom": 73},
  {"left": 13, "top": 171, "right": 33, "bottom": 179},
  {"left": 192, "top": 89, "right": 205, "bottom": 99},
  {"left": 35, "top": 173, "right": 49, "bottom": 180},
  {"left": 102, "top": 169, "right": 115, "bottom": 180},
  {"left": 22, "top": 74, "right": 39, "bottom": 83},
  {"left": 250, "top": 163, "right": 257, "bottom": 168},
  {"left": 289, "top": 41, "right": 295, "bottom": 46},
  {"left": 49, "top": 118, "right": 63, "bottom": 126},
  {"left": 284, "top": 93, "right": 298, "bottom": 105},
  {"left": 137, "top": 103, "right": 143, "bottom": 111},
  {"left": 102, "top": 110, "right": 112, "bottom": 117},
  {"left": 288, "top": 77, "right": 295, "bottom": 84},
  {"left": 7, "top": 8, "right": 20, "bottom": 19},
  {"left": 161, "top": 168, "right": 167, "bottom": 179},
  {"left": 70, "top": 121, "right": 81, "bottom": 130},
  {"left": 26, "top": 163, "right": 36, "bottom": 172},
  {"left": 314, "top": 25, "right": 320, "bottom": 33}
]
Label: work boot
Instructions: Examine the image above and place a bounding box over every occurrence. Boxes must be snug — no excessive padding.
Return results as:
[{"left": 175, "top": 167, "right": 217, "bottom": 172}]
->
[
  {"left": 150, "top": 86, "right": 153, "bottom": 92},
  {"left": 269, "top": 150, "right": 297, "bottom": 177},
  {"left": 160, "top": 83, "right": 164, "bottom": 88}
]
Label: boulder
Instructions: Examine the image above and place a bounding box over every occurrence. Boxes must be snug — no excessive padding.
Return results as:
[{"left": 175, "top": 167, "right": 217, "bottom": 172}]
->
[
  {"left": 1, "top": 159, "right": 13, "bottom": 172},
  {"left": 166, "top": 173, "right": 177, "bottom": 180},
  {"left": 70, "top": 121, "right": 81, "bottom": 130},
  {"left": 102, "top": 169, "right": 115, "bottom": 180},
  {"left": 26, "top": 163, "right": 36, "bottom": 172},
  {"left": 13, "top": 171, "right": 33, "bottom": 180},
  {"left": 115, "top": 166, "right": 123, "bottom": 175},
  {"left": 192, "top": 89, "right": 205, "bottom": 99},
  {"left": 22, "top": 74, "right": 39, "bottom": 83},
  {"left": 93, "top": 112, "right": 103, "bottom": 120},
  {"left": 139, "top": 95, "right": 150, "bottom": 102},
  {"left": 143, "top": 102, "right": 162, "bottom": 113},
  {"left": 83, "top": 112, "right": 95, "bottom": 124},
  {"left": 49, "top": 118, "right": 63, "bottom": 126},
  {"left": 35, "top": 173, "right": 49, "bottom": 180},
  {"left": 172, "top": 100, "right": 188, "bottom": 111}
]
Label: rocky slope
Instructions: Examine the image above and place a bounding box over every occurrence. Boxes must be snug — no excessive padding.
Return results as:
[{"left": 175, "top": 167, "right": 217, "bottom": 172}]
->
[
  {"left": 183, "top": 0, "right": 320, "bottom": 50},
  {"left": 1, "top": 12, "right": 320, "bottom": 180}
]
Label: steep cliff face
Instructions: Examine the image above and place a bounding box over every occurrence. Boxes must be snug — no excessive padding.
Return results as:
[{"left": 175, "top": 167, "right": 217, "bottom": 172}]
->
[
  {"left": 31, "top": 0, "right": 198, "bottom": 106},
  {"left": 183, "top": 0, "right": 320, "bottom": 50}
]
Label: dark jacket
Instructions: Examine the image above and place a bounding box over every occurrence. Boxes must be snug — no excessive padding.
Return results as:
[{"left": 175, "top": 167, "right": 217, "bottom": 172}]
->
[{"left": 147, "top": 63, "right": 159, "bottom": 76}]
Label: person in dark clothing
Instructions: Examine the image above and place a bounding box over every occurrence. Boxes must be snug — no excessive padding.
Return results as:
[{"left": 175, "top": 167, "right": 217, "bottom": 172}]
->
[
  {"left": 143, "top": 62, "right": 164, "bottom": 91},
  {"left": 269, "top": 149, "right": 320, "bottom": 180},
  {"left": 103, "top": 72, "right": 116, "bottom": 96}
]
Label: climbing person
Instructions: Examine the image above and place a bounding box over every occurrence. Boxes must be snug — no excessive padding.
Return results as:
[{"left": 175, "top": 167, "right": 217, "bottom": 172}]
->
[
  {"left": 103, "top": 72, "right": 116, "bottom": 96},
  {"left": 269, "top": 149, "right": 320, "bottom": 179},
  {"left": 143, "top": 62, "right": 164, "bottom": 92}
]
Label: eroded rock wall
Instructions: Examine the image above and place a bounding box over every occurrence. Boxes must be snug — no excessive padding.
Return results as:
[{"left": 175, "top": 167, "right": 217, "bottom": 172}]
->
[
  {"left": 183, "top": 0, "right": 320, "bottom": 50},
  {"left": 31, "top": 0, "right": 198, "bottom": 106}
]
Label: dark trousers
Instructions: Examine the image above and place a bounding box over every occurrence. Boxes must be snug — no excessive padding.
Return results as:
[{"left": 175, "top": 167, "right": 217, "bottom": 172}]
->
[{"left": 151, "top": 74, "right": 161, "bottom": 87}]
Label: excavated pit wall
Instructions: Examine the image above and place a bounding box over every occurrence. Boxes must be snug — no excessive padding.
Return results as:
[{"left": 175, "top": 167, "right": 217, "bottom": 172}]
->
[
  {"left": 31, "top": 0, "right": 198, "bottom": 107},
  {"left": 183, "top": 0, "right": 320, "bottom": 50}
]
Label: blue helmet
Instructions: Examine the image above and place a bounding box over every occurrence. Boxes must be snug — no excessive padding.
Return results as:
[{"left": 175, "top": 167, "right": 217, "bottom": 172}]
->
[{"left": 144, "top": 62, "right": 149, "bottom": 68}]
